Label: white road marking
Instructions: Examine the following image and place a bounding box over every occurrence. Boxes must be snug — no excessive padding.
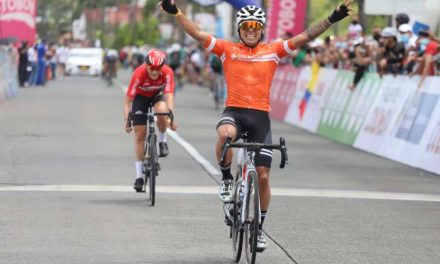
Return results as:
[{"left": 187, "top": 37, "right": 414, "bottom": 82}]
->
[
  {"left": 1, "top": 185, "right": 440, "bottom": 202},
  {"left": 118, "top": 80, "right": 221, "bottom": 176},
  {"left": 167, "top": 130, "right": 221, "bottom": 176}
]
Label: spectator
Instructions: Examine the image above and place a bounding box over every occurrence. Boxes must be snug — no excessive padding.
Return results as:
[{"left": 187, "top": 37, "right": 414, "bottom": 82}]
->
[
  {"left": 18, "top": 41, "right": 28, "bottom": 87},
  {"left": 378, "top": 27, "right": 405, "bottom": 77},
  {"left": 371, "top": 27, "right": 382, "bottom": 43},
  {"left": 417, "top": 30, "right": 440, "bottom": 88},
  {"left": 403, "top": 50, "right": 418, "bottom": 75},
  {"left": 36, "top": 39, "right": 47, "bottom": 86},
  {"left": 27, "top": 44, "right": 38, "bottom": 86},
  {"left": 57, "top": 42, "right": 69, "bottom": 81},
  {"left": 291, "top": 45, "right": 310, "bottom": 68},
  {"left": 395, "top": 13, "right": 410, "bottom": 31},
  {"left": 47, "top": 43, "right": 57, "bottom": 80},
  {"left": 398, "top": 24, "right": 417, "bottom": 50},
  {"left": 347, "top": 15, "right": 364, "bottom": 42},
  {"left": 349, "top": 42, "right": 372, "bottom": 91}
]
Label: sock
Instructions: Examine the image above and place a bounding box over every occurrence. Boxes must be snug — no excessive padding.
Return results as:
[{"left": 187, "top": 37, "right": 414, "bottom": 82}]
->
[
  {"left": 135, "top": 161, "right": 143, "bottom": 179},
  {"left": 159, "top": 131, "right": 166, "bottom": 142},
  {"left": 260, "top": 210, "right": 267, "bottom": 229},
  {"left": 220, "top": 162, "right": 233, "bottom": 180}
]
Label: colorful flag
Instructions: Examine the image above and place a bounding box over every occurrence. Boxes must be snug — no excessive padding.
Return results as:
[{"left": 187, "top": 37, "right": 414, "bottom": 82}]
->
[{"left": 299, "top": 61, "right": 320, "bottom": 120}]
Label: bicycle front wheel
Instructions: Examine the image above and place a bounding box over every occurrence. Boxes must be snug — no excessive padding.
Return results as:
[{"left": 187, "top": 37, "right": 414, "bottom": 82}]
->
[
  {"left": 148, "top": 135, "right": 157, "bottom": 206},
  {"left": 232, "top": 177, "right": 243, "bottom": 262},
  {"left": 244, "top": 171, "right": 260, "bottom": 264}
]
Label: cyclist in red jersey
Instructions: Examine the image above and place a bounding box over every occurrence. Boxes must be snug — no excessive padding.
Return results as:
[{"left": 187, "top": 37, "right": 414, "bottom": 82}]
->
[
  {"left": 124, "top": 49, "right": 177, "bottom": 192},
  {"left": 160, "top": 0, "right": 353, "bottom": 250}
]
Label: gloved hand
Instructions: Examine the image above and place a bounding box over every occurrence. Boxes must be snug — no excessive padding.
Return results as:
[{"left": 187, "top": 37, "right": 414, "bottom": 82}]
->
[
  {"left": 160, "top": 0, "right": 179, "bottom": 15},
  {"left": 328, "top": 0, "right": 352, "bottom": 24}
]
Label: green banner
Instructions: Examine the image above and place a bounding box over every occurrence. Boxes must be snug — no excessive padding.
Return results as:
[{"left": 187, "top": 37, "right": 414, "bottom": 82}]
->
[{"left": 317, "top": 71, "right": 382, "bottom": 145}]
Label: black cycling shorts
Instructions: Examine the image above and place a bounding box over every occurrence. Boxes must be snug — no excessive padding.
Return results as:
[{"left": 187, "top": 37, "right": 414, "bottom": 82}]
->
[
  {"left": 131, "top": 94, "right": 165, "bottom": 126},
  {"left": 216, "top": 107, "right": 273, "bottom": 168}
]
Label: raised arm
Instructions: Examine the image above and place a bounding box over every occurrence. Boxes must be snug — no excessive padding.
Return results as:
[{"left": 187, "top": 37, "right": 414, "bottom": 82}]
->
[
  {"left": 289, "top": 0, "right": 353, "bottom": 48},
  {"left": 160, "top": 0, "right": 209, "bottom": 45}
]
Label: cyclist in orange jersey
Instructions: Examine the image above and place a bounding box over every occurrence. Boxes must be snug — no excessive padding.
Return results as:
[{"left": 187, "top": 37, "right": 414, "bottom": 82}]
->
[{"left": 160, "top": 0, "right": 353, "bottom": 251}]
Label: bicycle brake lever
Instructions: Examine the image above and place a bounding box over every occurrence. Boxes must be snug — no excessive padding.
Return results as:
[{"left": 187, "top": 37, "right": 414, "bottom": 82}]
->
[
  {"left": 126, "top": 112, "right": 132, "bottom": 129},
  {"left": 168, "top": 109, "right": 174, "bottom": 126},
  {"left": 279, "top": 137, "right": 288, "bottom": 169}
]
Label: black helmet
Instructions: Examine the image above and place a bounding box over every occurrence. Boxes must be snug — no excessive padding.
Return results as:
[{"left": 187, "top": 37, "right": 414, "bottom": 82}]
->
[{"left": 395, "top": 13, "right": 409, "bottom": 24}]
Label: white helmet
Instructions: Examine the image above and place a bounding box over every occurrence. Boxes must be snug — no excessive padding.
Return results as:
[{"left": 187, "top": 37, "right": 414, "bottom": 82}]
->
[{"left": 236, "top": 5, "right": 266, "bottom": 26}]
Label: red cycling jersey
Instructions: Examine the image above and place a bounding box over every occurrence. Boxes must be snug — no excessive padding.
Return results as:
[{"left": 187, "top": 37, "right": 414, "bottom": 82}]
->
[{"left": 126, "top": 64, "right": 175, "bottom": 99}]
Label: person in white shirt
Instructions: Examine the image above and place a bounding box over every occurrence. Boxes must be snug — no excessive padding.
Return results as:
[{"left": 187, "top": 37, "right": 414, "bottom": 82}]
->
[
  {"left": 398, "top": 24, "right": 417, "bottom": 50},
  {"left": 57, "top": 44, "right": 70, "bottom": 80},
  {"left": 347, "top": 15, "right": 363, "bottom": 42},
  {"left": 27, "top": 44, "right": 38, "bottom": 86}
]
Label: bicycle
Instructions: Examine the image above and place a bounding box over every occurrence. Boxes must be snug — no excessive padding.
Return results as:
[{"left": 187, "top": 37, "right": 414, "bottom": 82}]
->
[
  {"left": 127, "top": 102, "right": 173, "bottom": 206},
  {"left": 220, "top": 133, "right": 288, "bottom": 264},
  {"left": 106, "top": 60, "right": 116, "bottom": 86}
]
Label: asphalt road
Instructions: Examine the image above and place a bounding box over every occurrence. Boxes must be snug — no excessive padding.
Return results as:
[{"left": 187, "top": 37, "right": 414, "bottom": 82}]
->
[{"left": 1, "top": 69, "right": 439, "bottom": 264}]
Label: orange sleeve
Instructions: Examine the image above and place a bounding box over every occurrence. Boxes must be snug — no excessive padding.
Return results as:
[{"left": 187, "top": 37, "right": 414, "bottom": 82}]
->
[
  {"left": 203, "top": 35, "right": 225, "bottom": 57},
  {"left": 271, "top": 40, "right": 297, "bottom": 59}
]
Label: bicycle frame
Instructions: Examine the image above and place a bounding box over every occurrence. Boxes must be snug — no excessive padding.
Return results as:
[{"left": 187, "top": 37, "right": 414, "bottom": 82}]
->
[{"left": 236, "top": 146, "right": 260, "bottom": 228}]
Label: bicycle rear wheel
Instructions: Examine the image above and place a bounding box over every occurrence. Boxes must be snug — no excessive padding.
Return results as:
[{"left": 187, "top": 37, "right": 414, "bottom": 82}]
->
[
  {"left": 148, "top": 134, "right": 157, "bottom": 206},
  {"left": 244, "top": 170, "right": 260, "bottom": 264},
  {"left": 232, "top": 177, "right": 244, "bottom": 262}
]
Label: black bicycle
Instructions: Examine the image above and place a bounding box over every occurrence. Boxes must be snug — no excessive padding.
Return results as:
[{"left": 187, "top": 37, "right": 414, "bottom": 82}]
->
[
  {"left": 221, "top": 133, "right": 288, "bottom": 263},
  {"left": 127, "top": 102, "right": 173, "bottom": 206}
]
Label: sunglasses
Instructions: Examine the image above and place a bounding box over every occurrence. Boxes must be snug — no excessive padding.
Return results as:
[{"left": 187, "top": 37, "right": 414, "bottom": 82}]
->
[
  {"left": 239, "top": 21, "right": 264, "bottom": 31},
  {"left": 148, "top": 65, "right": 163, "bottom": 71}
]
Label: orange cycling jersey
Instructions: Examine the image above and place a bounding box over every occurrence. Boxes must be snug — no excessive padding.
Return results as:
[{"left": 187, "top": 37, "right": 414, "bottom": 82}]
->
[{"left": 204, "top": 35, "right": 296, "bottom": 112}]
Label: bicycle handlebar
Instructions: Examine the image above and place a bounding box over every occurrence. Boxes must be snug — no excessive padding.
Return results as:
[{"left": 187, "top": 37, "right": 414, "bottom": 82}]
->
[
  {"left": 125, "top": 110, "right": 175, "bottom": 128},
  {"left": 220, "top": 137, "right": 289, "bottom": 169}
]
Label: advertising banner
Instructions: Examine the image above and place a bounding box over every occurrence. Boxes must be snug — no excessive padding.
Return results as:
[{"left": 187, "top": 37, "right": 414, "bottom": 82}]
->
[
  {"left": 387, "top": 77, "right": 440, "bottom": 173},
  {"left": 269, "top": 64, "right": 440, "bottom": 175},
  {"left": 266, "top": 0, "right": 307, "bottom": 41},
  {"left": 354, "top": 76, "right": 417, "bottom": 160},
  {"left": 284, "top": 67, "right": 338, "bottom": 132},
  {"left": 270, "top": 64, "right": 301, "bottom": 121},
  {"left": 317, "top": 71, "right": 382, "bottom": 145},
  {"left": 0, "top": 0, "right": 37, "bottom": 43},
  {"left": 421, "top": 102, "right": 440, "bottom": 174}
]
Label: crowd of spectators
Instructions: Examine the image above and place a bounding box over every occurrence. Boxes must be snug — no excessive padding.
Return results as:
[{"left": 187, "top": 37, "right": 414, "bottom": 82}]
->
[
  {"left": 16, "top": 39, "right": 70, "bottom": 87},
  {"left": 287, "top": 13, "right": 440, "bottom": 91},
  {"left": 13, "top": 12, "right": 438, "bottom": 94}
]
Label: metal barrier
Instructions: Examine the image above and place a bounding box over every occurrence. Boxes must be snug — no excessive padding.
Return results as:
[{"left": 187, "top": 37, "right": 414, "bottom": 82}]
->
[{"left": 0, "top": 45, "right": 19, "bottom": 105}]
